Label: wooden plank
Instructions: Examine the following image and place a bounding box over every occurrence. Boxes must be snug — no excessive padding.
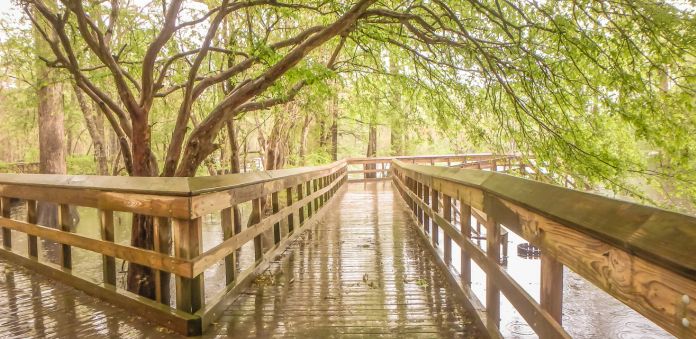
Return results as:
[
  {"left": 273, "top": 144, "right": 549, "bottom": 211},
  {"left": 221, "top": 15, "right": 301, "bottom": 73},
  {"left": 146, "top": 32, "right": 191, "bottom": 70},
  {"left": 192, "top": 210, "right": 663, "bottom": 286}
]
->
[
  {"left": 191, "top": 173, "right": 345, "bottom": 276},
  {"left": 58, "top": 204, "right": 72, "bottom": 269},
  {"left": 0, "top": 216, "right": 193, "bottom": 276},
  {"left": 540, "top": 253, "right": 563, "bottom": 324},
  {"left": 496, "top": 197, "right": 696, "bottom": 338},
  {"left": 1, "top": 197, "right": 10, "bottom": 249},
  {"left": 0, "top": 247, "right": 202, "bottom": 336},
  {"left": 297, "top": 183, "right": 305, "bottom": 225},
  {"left": 251, "top": 198, "right": 263, "bottom": 263},
  {"left": 26, "top": 200, "right": 38, "bottom": 258},
  {"left": 0, "top": 186, "right": 191, "bottom": 219},
  {"left": 443, "top": 194, "right": 453, "bottom": 265},
  {"left": 99, "top": 210, "right": 117, "bottom": 286},
  {"left": 221, "top": 207, "right": 236, "bottom": 285},
  {"left": 393, "top": 174, "right": 569, "bottom": 338},
  {"left": 272, "top": 191, "right": 281, "bottom": 244},
  {"left": 286, "top": 186, "right": 294, "bottom": 234},
  {"left": 306, "top": 181, "right": 313, "bottom": 217},
  {"left": 431, "top": 188, "right": 439, "bottom": 246},
  {"left": 460, "top": 201, "right": 472, "bottom": 285},
  {"left": 173, "top": 218, "right": 204, "bottom": 314},
  {"left": 486, "top": 213, "right": 500, "bottom": 330},
  {"left": 197, "top": 183, "right": 346, "bottom": 331},
  {"left": 153, "top": 216, "right": 171, "bottom": 305}
]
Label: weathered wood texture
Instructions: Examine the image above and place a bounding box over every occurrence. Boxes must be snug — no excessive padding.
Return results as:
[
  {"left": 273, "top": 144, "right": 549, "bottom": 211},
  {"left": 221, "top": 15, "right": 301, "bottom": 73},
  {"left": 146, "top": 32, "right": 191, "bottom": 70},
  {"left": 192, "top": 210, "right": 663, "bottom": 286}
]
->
[
  {"left": 214, "top": 182, "right": 480, "bottom": 337},
  {"left": 0, "top": 160, "right": 348, "bottom": 336},
  {"left": 392, "top": 159, "right": 696, "bottom": 339}
]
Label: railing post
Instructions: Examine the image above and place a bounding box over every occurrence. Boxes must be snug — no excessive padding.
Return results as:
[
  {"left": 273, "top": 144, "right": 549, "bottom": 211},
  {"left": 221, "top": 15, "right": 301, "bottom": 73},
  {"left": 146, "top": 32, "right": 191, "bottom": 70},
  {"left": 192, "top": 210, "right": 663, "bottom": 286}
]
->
[
  {"left": 486, "top": 212, "right": 500, "bottom": 329},
  {"left": 59, "top": 204, "right": 72, "bottom": 269},
  {"left": 460, "top": 201, "right": 472, "bottom": 285},
  {"left": 443, "top": 194, "right": 452, "bottom": 265},
  {"left": 541, "top": 253, "right": 564, "bottom": 324},
  {"left": 99, "top": 210, "right": 117, "bottom": 285},
  {"left": 251, "top": 198, "right": 264, "bottom": 261},
  {"left": 312, "top": 179, "right": 319, "bottom": 212},
  {"left": 26, "top": 200, "right": 38, "bottom": 258},
  {"left": 1, "top": 197, "right": 11, "bottom": 249},
  {"left": 306, "top": 181, "right": 313, "bottom": 217},
  {"left": 286, "top": 186, "right": 295, "bottom": 234},
  {"left": 153, "top": 216, "right": 172, "bottom": 304},
  {"left": 417, "top": 182, "right": 423, "bottom": 225},
  {"left": 297, "top": 183, "right": 305, "bottom": 224},
  {"left": 221, "top": 207, "right": 237, "bottom": 285},
  {"left": 431, "top": 188, "right": 439, "bottom": 246},
  {"left": 272, "top": 191, "right": 281, "bottom": 244},
  {"left": 423, "top": 185, "right": 430, "bottom": 234},
  {"left": 173, "top": 218, "right": 203, "bottom": 313}
]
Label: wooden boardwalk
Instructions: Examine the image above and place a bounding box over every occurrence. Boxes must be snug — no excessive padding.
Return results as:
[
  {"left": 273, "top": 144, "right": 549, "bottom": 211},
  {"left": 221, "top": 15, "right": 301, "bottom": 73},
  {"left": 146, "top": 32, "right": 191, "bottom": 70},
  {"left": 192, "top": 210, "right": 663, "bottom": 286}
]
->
[{"left": 0, "top": 182, "right": 479, "bottom": 338}]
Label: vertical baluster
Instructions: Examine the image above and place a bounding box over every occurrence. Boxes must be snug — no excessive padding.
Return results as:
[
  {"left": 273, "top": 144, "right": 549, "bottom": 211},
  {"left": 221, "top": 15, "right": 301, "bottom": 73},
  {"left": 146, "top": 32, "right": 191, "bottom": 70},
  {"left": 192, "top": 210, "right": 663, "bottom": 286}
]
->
[
  {"left": 460, "top": 202, "right": 472, "bottom": 285},
  {"left": 443, "top": 194, "right": 452, "bottom": 265},
  {"left": 1, "top": 197, "right": 11, "bottom": 249},
  {"left": 153, "top": 216, "right": 171, "bottom": 305},
  {"left": 486, "top": 213, "right": 500, "bottom": 329},
  {"left": 173, "top": 218, "right": 203, "bottom": 313},
  {"left": 251, "top": 198, "right": 263, "bottom": 261},
  {"left": 26, "top": 200, "right": 38, "bottom": 258},
  {"left": 221, "top": 207, "right": 236, "bottom": 285},
  {"left": 100, "top": 210, "right": 116, "bottom": 285},
  {"left": 59, "top": 204, "right": 72, "bottom": 269},
  {"left": 541, "top": 253, "right": 564, "bottom": 324},
  {"left": 306, "top": 181, "right": 313, "bottom": 217},
  {"left": 423, "top": 185, "right": 430, "bottom": 234},
  {"left": 313, "top": 179, "right": 319, "bottom": 212},
  {"left": 417, "top": 182, "right": 423, "bottom": 225},
  {"left": 297, "top": 183, "right": 305, "bottom": 225},
  {"left": 431, "top": 188, "right": 440, "bottom": 246},
  {"left": 272, "top": 191, "right": 281, "bottom": 244},
  {"left": 286, "top": 186, "right": 294, "bottom": 234}
]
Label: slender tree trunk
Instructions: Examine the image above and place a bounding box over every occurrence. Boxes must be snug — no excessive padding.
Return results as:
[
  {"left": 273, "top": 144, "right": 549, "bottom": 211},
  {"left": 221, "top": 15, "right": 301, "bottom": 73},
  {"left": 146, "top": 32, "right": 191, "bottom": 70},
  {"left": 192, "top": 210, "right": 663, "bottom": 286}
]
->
[
  {"left": 331, "top": 112, "right": 338, "bottom": 161},
  {"left": 73, "top": 83, "right": 109, "bottom": 175},
  {"left": 299, "top": 115, "right": 312, "bottom": 165},
  {"left": 365, "top": 123, "right": 377, "bottom": 178},
  {"left": 226, "top": 120, "right": 242, "bottom": 232}
]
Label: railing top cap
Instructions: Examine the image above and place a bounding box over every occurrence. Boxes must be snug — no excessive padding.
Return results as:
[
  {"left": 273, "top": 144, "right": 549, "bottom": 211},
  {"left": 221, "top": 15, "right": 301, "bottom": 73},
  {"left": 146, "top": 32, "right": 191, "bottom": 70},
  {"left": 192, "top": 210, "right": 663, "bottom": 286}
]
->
[
  {"left": 392, "top": 159, "right": 696, "bottom": 279},
  {"left": 0, "top": 160, "right": 346, "bottom": 196}
]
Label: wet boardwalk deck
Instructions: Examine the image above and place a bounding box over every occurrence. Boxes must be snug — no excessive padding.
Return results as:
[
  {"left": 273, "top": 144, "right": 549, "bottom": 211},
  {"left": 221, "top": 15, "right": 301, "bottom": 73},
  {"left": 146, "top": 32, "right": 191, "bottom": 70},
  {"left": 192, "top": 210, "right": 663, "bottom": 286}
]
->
[{"left": 0, "top": 182, "right": 479, "bottom": 338}]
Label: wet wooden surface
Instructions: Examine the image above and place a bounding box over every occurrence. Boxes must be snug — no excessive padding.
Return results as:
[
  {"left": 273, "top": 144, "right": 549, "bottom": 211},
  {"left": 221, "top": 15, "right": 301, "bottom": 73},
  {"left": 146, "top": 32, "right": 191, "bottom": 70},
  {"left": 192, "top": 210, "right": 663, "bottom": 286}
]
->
[{"left": 0, "top": 182, "right": 479, "bottom": 338}]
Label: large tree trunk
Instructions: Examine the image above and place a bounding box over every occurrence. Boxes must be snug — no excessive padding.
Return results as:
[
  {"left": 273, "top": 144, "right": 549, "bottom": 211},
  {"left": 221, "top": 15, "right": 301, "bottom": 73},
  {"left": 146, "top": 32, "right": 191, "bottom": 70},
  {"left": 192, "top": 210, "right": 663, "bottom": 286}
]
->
[
  {"left": 34, "top": 2, "right": 66, "bottom": 228},
  {"left": 126, "top": 114, "right": 163, "bottom": 300}
]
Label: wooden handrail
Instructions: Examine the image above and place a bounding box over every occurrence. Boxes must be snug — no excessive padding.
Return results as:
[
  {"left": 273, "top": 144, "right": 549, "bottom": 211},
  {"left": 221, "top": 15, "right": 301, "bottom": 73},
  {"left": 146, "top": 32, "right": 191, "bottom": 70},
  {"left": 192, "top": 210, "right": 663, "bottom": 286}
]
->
[
  {"left": 392, "top": 159, "right": 696, "bottom": 338},
  {"left": 0, "top": 160, "right": 349, "bottom": 336}
]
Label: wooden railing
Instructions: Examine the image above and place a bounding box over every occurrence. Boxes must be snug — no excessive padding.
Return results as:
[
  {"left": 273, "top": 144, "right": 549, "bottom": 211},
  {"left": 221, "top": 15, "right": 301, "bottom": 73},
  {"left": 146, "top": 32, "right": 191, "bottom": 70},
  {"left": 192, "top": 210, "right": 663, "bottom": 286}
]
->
[
  {"left": 346, "top": 153, "right": 510, "bottom": 181},
  {"left": 0, "top": 160, "right": 347, "bottom": 336},
  {"left": 391, "top": 159, "right": 696, "bottom": 339}
]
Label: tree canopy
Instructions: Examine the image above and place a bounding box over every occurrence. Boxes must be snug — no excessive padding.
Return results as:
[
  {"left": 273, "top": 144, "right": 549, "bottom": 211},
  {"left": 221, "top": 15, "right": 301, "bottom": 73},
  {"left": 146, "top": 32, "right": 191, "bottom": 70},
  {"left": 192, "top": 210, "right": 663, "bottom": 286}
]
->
[{"left": 1, "top": 0, "right": 695, "bottom": 208}]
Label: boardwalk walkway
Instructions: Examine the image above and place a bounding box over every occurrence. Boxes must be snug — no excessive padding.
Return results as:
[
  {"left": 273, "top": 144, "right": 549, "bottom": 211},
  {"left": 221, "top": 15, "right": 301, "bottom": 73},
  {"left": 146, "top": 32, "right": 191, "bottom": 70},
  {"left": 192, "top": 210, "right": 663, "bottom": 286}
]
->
[{"left": 0, "top": 182, "right": 479, "bottom": 338}]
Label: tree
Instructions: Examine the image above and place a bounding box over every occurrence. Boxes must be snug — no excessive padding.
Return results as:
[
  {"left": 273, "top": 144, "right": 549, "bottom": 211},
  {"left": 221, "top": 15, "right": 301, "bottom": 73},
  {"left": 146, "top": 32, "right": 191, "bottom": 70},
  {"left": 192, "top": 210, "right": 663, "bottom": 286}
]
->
[{"left": 18, "top": 0, "right": 695, "bottom": 299}]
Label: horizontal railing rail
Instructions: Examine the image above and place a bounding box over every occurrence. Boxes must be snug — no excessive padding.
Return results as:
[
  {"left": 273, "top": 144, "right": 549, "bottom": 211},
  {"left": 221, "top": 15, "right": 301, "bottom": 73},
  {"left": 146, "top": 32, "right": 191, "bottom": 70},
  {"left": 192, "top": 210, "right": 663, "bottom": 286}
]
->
[
  {"left": 391, "top": 159, "right": 696, "bottom": 339},
  {"left": 346, "top": 153, "right": 509, "bottom": 182},
  {"left": 0, "top": 160, "right": 348, "bottom": 336}
]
